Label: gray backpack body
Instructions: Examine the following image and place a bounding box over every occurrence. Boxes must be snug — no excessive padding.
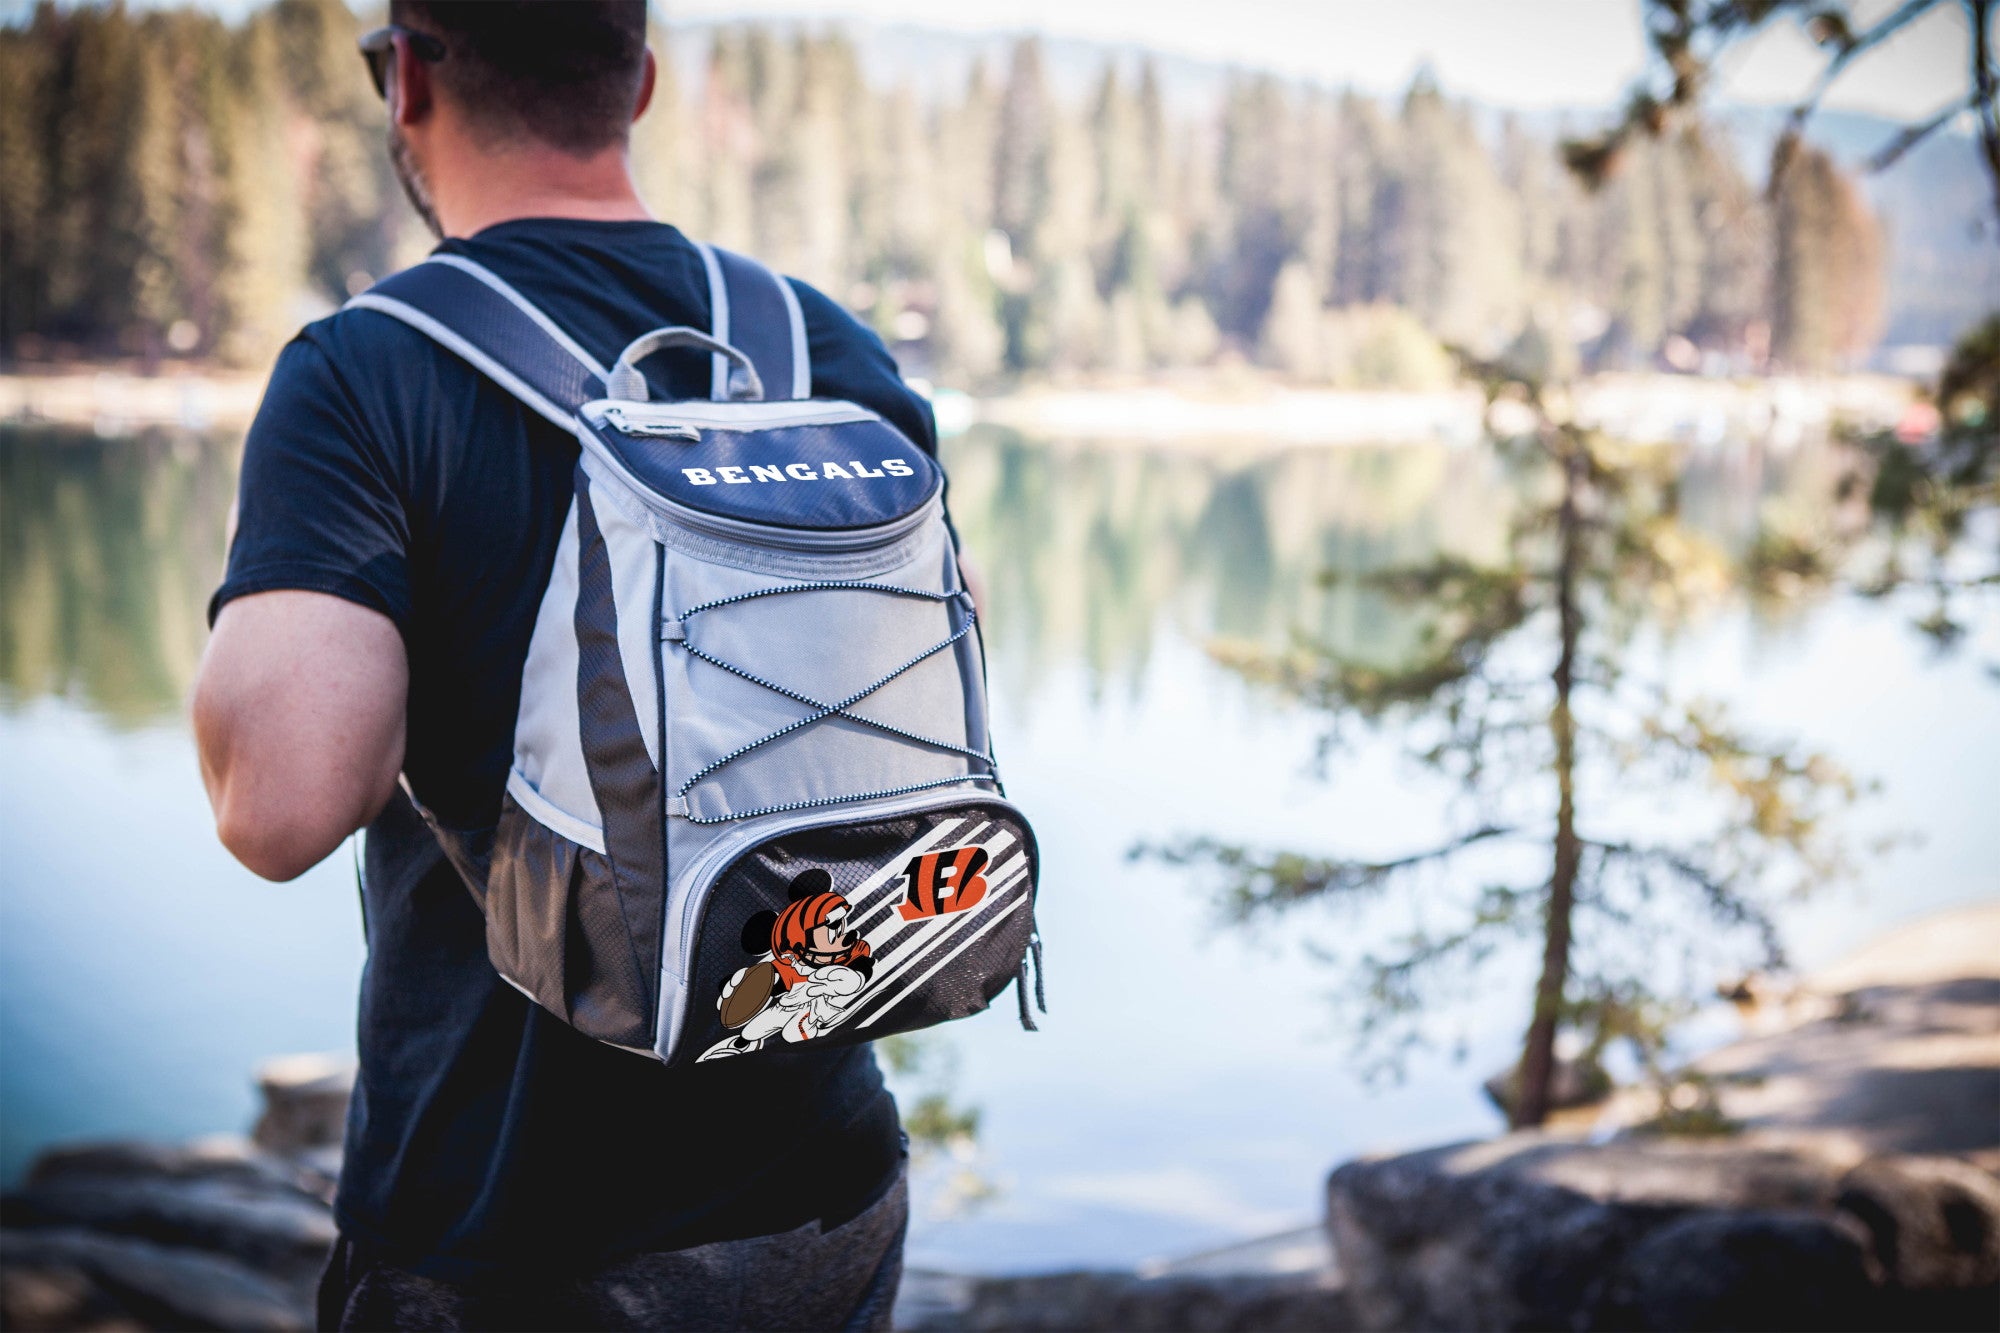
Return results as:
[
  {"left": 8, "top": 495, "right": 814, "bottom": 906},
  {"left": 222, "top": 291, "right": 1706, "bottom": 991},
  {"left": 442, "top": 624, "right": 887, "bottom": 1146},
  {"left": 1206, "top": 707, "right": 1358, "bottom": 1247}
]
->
[{"left": 349, "top": 243, "right": 1041, "bottom": 1064}]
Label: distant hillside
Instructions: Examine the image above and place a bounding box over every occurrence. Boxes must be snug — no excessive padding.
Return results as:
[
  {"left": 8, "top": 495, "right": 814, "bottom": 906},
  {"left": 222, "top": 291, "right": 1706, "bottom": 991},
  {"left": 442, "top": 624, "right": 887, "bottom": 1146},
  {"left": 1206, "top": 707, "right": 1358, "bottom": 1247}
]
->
[{"left": 668, "top": 19, "right": 1998, "bottom": 357}]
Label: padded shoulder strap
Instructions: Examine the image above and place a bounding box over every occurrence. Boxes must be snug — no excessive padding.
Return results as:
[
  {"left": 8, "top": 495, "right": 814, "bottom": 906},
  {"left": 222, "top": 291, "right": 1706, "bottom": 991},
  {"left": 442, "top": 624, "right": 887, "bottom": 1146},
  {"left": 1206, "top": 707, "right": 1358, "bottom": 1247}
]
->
[
  {"left": 345, "top": 256, "right": 607, "bottom": 428},
  {"left": 694, "top": 242, "right": 811, "bottom": 401}
]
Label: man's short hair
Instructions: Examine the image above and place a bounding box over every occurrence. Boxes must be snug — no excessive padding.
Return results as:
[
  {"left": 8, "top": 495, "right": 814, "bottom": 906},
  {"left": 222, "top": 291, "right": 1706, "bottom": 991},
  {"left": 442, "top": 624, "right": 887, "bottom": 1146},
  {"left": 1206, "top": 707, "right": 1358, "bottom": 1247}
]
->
[{"left": 389, "top": 1, "right": 650, "bottom": 155}]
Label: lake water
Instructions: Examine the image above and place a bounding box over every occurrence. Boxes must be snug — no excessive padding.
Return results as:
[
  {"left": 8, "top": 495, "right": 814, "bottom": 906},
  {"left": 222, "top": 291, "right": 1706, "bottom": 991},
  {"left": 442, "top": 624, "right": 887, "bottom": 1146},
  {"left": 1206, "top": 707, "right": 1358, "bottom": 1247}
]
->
[{"left": 2, "top": 420, "right": 1995, "bottom": 1273}]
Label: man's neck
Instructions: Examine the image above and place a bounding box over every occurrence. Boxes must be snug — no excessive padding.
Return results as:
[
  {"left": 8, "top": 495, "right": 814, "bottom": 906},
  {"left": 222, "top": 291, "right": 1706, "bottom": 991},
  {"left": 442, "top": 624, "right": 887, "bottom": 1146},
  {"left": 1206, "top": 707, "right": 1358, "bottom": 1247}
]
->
[{"left": 433, "top": 142, "right": 654, "bottom": 239}]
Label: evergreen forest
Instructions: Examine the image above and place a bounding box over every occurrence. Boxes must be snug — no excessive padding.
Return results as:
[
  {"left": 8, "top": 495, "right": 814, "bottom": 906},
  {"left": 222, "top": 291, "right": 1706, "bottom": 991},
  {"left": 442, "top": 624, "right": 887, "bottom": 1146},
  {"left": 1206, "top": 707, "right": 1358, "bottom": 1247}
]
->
[{"left": 0, "top": 0, "right": 1890, "bottom": 384}]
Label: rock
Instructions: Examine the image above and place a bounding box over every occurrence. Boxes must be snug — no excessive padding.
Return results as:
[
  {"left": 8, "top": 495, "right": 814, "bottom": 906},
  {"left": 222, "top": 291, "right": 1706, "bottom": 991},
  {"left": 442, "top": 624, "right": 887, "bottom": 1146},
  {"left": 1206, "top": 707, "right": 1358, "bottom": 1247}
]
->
[
  {"left": 0, "top": 1227, "right": 306, "bottom": 1331},
  {"left": 1589, "top": 1211, "right": 1881, "bottom": 1331},
  {"left": 5, "top": 1139, "right": 336, "bottom": 1285},
  {"left": 1835, "top": 1154, "right": 2000, "bottom": 1327},
  {"left": 1324, "top": 929, "right": 2000, "bottom": 1332},
  {"left": 28, "top": 1137, "right": 324, "bottom": 1201},
  {"left": 251, "top": 1054, "right": 355, "bottom": 1156},
  {"left": 1324, "top": 1135, "right": 1953, "bottom": 1331},
  {"left": 1480, "top": 1054, "right": 1612, "bottom": 1120},
  {"left": 1327, "top": 1138, "right": 1663, "bottom": 1331},
  {"left": 900, "top": 1269, "right": 1352, "bottom": 1332}
]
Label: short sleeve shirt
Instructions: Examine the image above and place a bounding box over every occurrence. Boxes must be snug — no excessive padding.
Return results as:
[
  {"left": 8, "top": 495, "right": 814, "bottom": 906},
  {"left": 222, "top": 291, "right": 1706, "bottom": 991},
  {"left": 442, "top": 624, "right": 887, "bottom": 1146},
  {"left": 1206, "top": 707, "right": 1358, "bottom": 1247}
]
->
[{"left": 212, "top": 219, "right": 926, "bottom": 1280}]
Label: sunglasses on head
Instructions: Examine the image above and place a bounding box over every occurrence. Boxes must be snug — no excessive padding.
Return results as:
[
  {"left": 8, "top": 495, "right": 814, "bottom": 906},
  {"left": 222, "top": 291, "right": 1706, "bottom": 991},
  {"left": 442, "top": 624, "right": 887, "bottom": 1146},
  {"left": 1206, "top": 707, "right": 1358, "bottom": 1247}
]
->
[{"left": 357, "top": 24, "right": 447, "bottom": 100}]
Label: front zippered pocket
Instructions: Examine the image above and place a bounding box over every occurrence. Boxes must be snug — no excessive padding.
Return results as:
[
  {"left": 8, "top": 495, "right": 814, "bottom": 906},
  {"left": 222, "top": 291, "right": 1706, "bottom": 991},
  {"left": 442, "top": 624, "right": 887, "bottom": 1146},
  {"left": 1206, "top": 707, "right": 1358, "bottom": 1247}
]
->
[
  {"left": 661, "top": 795, "right": 1036, "bottom": 1065},
  {"left": 665, "top": 787, "right": 1014, "bottom": 987}
]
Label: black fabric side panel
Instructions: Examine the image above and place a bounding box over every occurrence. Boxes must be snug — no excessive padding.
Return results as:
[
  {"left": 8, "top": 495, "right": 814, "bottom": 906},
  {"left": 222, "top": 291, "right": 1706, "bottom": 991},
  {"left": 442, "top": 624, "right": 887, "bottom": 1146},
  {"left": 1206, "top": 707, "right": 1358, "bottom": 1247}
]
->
[
  {"left": 486, "top": 792, "right": 576, "bottom": 1022},
  {"left": 714, "top": 248, "right": 798, "bottom": 400},
  {"left": 569, "top": 478, "right": 664, "bottom": 1047}
]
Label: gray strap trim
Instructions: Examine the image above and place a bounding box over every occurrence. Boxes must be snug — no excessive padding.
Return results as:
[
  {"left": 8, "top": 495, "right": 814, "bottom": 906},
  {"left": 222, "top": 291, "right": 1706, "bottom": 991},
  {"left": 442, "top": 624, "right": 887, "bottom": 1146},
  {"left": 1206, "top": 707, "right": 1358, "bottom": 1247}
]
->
[
  {"left": 777, "top": 271, "right": 810, "bottom": 399},
  {"left": 692, "top": 242, "right": 810, "bottom": 402},
  {"left": 345, "top": 293, "right": 575, "bottom": 431},
  {"left": 695, "top": 240, "right": 730, "bottom": 400},
  {"left": 505, "top": 768, "right": 607, "bottom": 855},
  {"left": 427, "top": 255, "right": 612, "bottom": 378}
]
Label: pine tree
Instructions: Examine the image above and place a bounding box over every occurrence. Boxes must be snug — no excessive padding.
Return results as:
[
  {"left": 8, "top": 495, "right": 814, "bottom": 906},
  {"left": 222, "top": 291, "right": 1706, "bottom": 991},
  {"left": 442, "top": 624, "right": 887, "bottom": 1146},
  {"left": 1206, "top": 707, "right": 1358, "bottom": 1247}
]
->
[
  {"left": 1260, "top": 259, "right": 1324, "bottom": 379},
  {"left": 1773, "top": 144, "right": 1884, "bottom": 372},
  {"left": 0, "top": 19, "right": 52, "bottom": 356},
  {"left": 216, "top": 11, "right": 309, "bottom": 365}
]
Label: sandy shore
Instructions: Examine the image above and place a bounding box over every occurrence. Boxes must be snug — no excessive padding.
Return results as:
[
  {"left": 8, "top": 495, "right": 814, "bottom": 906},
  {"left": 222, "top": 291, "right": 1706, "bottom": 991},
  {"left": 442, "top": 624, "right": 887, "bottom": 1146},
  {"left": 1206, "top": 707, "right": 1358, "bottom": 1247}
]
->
[{"left": 4, "top": 367, "right": 1914, "bottom": 448}]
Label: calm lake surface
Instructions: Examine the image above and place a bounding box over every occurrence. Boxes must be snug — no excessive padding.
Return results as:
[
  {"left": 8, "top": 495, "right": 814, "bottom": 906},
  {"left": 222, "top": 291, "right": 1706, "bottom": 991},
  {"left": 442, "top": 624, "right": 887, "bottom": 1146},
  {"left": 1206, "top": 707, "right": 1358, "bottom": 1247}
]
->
[{"left": 2, "top": 419, "right": 1995, "bottom": 1273}]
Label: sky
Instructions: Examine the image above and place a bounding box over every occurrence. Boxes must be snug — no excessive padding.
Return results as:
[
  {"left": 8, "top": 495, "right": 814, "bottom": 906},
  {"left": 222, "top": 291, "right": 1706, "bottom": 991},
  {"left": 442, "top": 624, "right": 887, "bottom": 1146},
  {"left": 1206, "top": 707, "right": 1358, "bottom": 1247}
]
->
[
  {"left": 663, "top": 0, "right": 1979, "bottom": 120},
  {"left": 49, "top": 0, "right": 1981, "bottom": 121}
]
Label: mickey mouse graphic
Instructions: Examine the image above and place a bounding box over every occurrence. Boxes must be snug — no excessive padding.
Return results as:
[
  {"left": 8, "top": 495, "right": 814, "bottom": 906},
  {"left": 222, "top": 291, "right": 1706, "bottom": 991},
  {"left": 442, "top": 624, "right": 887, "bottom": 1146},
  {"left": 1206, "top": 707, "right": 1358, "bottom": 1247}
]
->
[{"left": 697, "top": 867, "right": 876, "bottom": 1060}]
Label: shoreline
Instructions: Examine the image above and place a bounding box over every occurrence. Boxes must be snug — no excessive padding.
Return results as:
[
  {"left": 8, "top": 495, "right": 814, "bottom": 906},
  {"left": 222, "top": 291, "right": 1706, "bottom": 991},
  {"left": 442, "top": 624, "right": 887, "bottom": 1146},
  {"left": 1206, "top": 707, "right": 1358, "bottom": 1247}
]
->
[{"left": 2, "top": 367, "right": 1915, "bottom": 448}]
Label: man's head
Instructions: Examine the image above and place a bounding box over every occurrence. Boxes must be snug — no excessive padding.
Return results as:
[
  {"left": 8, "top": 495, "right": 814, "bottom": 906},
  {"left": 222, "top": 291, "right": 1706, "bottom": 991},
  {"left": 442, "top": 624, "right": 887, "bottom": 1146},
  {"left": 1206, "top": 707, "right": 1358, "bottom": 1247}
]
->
[{"left": 371, "top": 1, "right": 655, "bottom": 238}]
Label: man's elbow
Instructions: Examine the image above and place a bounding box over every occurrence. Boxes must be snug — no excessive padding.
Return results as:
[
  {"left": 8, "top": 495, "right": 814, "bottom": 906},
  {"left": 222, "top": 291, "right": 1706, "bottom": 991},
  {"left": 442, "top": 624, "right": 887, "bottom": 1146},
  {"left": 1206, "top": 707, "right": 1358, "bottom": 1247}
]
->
[{"left": 214, "top": 796, "right": 347, "bottom": 882}]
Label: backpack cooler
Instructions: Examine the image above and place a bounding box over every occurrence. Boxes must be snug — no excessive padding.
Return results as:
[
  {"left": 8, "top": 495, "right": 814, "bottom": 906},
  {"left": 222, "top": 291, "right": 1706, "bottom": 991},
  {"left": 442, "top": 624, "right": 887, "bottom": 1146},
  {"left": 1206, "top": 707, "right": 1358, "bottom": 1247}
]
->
[{"left": 348, "top": 244, "right": 1042, "bottom": 1064}]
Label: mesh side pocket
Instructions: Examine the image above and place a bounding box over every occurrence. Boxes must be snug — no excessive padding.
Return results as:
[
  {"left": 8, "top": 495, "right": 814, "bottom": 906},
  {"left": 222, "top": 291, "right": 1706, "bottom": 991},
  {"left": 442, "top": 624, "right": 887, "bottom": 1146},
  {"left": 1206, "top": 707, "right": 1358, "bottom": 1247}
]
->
[{"left": 488, "top": 793, "right": 658, "bottom": 1050}]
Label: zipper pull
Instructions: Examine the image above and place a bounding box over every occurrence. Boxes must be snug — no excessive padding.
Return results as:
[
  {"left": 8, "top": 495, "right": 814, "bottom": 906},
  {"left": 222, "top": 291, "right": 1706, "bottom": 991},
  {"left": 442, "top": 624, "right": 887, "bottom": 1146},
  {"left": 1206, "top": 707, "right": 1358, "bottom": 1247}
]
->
[
  {"left": 1016, "top": 932, "right": 1047, "bottom": 1031},
  {"left": 602, "top": 406, "right": 701, "bottom": 442}
]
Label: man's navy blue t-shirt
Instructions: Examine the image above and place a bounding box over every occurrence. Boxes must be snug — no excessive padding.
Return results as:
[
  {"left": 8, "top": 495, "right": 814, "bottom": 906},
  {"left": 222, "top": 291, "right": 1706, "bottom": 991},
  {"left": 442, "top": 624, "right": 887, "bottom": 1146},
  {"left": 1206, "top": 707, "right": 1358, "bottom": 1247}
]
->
[{"left": 212, "top": 219, "right": 923, "bottom": 1279}]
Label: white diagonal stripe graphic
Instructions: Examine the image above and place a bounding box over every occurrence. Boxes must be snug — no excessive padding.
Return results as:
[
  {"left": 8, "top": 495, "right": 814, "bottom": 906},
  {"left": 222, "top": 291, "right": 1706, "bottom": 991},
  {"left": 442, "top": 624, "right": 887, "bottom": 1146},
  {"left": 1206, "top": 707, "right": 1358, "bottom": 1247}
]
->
[
  {"left": 846, "top": 857, "right": 1030, "bottom": 1007},
  {"left": 851, "top": 820, "right": 990, "bottom": 919},
  {"left": 823, "top": 878, "right": 1031, "bottom": 1040},
  {"left": 857, "top": 894, "right": 1030, "bottom": 1030},
  {"left": 859, "top": 832, "right": 1021, "bottom": 960},
  {"left": 837, "top": 818, "right": 971, "bottom": 927},
  {"left": 857, "top": 825, "right": 1012, "bottom": 948}
]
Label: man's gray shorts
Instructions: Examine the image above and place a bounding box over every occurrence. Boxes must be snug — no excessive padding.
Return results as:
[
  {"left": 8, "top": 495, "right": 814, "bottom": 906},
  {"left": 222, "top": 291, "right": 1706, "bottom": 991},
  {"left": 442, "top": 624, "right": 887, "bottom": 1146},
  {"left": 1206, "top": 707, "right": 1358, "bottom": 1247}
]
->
[{"left": 316, "top": 1168, "right": 907, "bottom": 1331}]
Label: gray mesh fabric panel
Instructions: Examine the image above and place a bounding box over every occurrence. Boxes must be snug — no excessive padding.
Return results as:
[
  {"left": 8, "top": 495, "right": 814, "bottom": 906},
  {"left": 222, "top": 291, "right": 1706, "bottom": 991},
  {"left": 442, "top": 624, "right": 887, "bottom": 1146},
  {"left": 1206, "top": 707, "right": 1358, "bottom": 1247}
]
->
[{"left": 487, "top": 792, "right": 656, "bottom": 1045}]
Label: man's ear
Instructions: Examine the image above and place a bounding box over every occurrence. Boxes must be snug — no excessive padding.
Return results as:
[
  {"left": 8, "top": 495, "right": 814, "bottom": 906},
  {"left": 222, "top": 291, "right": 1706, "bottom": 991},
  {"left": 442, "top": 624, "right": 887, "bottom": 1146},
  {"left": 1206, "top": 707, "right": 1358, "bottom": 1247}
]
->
[
  {"left": 632, "top": 48, "right": 657, "bottom": 122},
  {"left": 391, "top": 35, "right": 434, "bottom": 128},
  {"left": 741, "top": 910, "right": 778, "bottom": 954},
  {"left": 788, "top": 868, "right": 832, "bottom": 902}
]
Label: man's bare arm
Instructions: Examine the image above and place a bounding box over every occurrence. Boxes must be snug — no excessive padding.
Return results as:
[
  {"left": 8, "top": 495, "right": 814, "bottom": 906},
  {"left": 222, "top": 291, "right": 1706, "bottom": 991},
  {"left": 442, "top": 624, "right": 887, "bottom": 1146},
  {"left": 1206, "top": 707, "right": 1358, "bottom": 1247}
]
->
[{"left": 194, "top": 591, "right": 408, "bottom": 881}]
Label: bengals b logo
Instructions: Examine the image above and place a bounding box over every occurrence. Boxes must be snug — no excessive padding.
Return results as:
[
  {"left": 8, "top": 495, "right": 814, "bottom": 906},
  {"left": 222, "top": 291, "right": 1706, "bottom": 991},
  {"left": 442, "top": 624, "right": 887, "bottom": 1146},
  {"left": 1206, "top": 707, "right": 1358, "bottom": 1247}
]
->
[{"left": 896, "top": 846, "right": 990, "bottom": 921}]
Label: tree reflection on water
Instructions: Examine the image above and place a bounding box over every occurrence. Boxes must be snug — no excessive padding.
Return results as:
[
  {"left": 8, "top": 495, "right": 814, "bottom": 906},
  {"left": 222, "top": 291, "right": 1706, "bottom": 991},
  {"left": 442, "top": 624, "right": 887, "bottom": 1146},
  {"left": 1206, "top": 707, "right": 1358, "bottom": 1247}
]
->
[
  {"left": 0, "top": 427, "right": 238, "bottom": 726},
  {"left": 0, "top": 420, "right": 1843, "bottom": 725}
]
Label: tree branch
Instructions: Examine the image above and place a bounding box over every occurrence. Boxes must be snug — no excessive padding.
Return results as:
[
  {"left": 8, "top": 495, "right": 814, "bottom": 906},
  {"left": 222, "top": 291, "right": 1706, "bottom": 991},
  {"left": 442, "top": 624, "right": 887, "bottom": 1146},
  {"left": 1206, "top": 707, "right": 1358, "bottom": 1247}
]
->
[
  {"left": 1135, "top": 825, "right": 1524, "bottom": 917},
  {"left": 1970, "top": 0, "right": 2000, "bottom": 231},
  {"left": 1865, "top": 92, "right": 1979, "bottom": 173}
]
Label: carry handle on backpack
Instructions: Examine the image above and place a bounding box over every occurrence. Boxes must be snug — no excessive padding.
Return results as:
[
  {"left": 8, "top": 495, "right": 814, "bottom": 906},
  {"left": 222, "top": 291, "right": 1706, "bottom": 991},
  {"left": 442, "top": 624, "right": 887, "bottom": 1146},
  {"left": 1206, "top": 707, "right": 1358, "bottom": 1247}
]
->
[{"left": 605, "top": 326, "right": 764, "bottom": 403}]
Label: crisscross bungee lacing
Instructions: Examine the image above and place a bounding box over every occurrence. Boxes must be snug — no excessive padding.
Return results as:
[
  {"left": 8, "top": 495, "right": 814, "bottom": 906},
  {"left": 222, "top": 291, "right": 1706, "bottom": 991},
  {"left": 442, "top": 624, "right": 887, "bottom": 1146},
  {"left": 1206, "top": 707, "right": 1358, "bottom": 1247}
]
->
[{"left": 662, "top": 580, "right": 1000, "bottom": 824}]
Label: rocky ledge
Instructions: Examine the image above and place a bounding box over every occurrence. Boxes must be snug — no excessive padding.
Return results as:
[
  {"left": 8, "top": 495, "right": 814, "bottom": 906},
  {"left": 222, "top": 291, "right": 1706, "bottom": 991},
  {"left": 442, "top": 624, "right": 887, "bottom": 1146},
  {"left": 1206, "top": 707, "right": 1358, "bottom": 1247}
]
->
[
  {"left": 1, "top": 1056, "right": 350, "bottom": 1332},
  {"left": 1325, "top": 904, "right": 2000, "bottom": 1332}
]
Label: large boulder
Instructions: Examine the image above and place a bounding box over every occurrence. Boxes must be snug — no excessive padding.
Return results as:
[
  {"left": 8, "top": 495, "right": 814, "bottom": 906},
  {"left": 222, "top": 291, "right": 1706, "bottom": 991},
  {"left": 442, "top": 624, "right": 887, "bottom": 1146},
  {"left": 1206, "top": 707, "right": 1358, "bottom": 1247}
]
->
[
  {"left": 0, "top": 1228, "right": 304, "bottom": 1332},
  {"left": 0, "top": 1135, "right": 334, "bottom": 1330},
  {"left": 1835, "top": 1154, "right": 2000, "bottom": 1329},
  {"left": 1326, "top": 1136, "right": 1997, "bottom": 1331},
  {"left": 5, "top": 1139, "right": 336, "bottom": 1284}
]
